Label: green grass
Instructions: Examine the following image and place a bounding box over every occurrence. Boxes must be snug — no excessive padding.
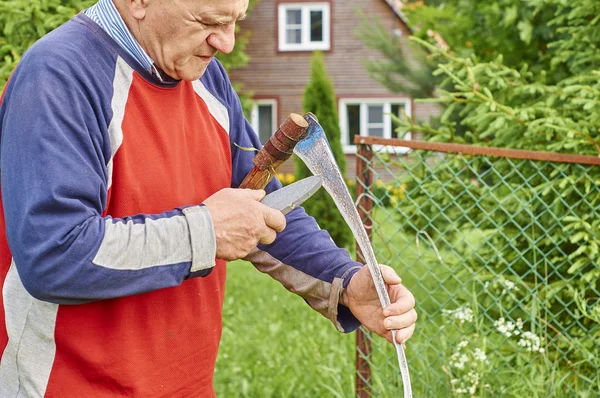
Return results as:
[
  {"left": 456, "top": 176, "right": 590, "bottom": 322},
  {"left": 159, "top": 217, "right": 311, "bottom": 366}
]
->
[
  {"left": 215, "top": 260, "right": 355, "bottom": 397},
  {"left": 214, "top": 207, "right": 599, "bottom": 397},
  {"left": 213, "top": 205, "right": 470, "bottom": 397},
  {"left": 213, "top": 204, "right": 459, "bottom": 396}
]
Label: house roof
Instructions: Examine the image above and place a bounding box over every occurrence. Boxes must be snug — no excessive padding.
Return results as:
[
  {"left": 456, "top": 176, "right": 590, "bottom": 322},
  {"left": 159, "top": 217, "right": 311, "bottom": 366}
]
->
[
  {"left": 382, "top": 1, "right": 450, "bottom": 50},
  {"left": 382, "top": 0, "right": 410, "bottom": 26}
]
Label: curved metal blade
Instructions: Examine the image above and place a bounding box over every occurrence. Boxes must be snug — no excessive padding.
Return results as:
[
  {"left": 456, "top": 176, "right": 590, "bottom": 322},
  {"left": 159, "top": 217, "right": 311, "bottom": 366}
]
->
[
  {"left": 260, "top": 175, "right": 323, "bottom": 215},
  {"left": 294, "top": 114, "right": 413, "bottom": 397}
]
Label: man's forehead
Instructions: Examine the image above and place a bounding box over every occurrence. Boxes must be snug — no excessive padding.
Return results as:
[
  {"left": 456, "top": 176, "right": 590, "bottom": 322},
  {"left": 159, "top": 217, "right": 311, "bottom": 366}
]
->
[
  {"left": 189, "top": 0, "right": 248, "bottom": 19},
  {"left": 195, "top": 0, "right": 247, "bottom": 4},
  {"left": 192, "top": 0, "right": 248, "bottom": 11}
]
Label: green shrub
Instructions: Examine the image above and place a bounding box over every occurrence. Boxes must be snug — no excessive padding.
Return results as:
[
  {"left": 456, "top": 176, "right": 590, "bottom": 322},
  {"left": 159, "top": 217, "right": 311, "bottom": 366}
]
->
[{"left": 389, "top": 0, "right": 600, "bottom": 388}]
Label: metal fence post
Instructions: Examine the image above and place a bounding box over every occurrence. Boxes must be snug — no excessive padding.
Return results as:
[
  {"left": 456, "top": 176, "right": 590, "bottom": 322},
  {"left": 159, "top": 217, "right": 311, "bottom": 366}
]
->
[{"left": 355, "top": 142, "right": 374, "bottom": 398}]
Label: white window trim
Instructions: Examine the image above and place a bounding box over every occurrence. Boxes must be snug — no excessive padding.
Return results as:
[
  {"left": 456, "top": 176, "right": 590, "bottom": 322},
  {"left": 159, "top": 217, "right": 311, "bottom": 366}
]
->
[
  {"left": 339, "top": 98, "right": 412, "bottom": 154},
  {"left": 251, "top": 99, "right": 278, "bottom": 143},
  {"left": 278, "top": 3, "right": 331, "bottom": 52}
]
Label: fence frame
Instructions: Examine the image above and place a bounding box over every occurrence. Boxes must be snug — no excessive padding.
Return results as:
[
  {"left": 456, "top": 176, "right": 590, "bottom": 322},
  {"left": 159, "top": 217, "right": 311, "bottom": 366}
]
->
[{"left": 353, "top": 136, "right": 600, "bottom": 396}]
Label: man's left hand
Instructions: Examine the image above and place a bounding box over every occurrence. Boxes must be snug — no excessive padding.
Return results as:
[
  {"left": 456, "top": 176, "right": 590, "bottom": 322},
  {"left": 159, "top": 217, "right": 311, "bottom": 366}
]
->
[{"left": 341, "top": 265, "right": 417, "bottom": 344}]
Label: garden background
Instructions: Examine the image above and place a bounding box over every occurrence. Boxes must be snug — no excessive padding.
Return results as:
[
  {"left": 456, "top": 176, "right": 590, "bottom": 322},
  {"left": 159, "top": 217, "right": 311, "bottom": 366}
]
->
[{"left": 1, "top": 0, "right": 599, "bottom": 396}]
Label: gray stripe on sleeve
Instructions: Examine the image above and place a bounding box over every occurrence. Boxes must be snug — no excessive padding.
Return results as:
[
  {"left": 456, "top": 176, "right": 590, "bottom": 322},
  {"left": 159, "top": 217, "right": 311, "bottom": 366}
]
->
[
  {"left": 106, "top": 57, "right": 134, "bottom": 190},
  {"left": 329, "top": 266, "right": 362, "bottom": 332},
  {"left": 93, "top": 216, "right": 193, "bottom": 270},
  {"left": 182, "top": 206, "right": 216, "bottom": 272},
  {"left": 0, "top": 260, "right": 59, "bottom": 396}
]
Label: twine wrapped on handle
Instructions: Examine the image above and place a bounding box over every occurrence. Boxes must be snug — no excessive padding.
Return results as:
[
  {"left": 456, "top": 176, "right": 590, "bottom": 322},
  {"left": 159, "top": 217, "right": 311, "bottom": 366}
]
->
[{"left": 239, "top": 113, "right": 309, "bottom": 189}]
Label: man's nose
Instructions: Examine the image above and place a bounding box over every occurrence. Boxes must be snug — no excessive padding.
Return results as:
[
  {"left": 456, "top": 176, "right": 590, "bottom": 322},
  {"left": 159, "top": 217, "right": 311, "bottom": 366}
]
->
[{"left": 207, "top": 24, "right": 236, "bottom": 54}]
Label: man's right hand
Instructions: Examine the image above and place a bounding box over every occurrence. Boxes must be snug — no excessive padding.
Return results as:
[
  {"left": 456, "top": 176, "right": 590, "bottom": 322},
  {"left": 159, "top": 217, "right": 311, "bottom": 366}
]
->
[{"left": 203, "top": 188, "right": 287, "bottom": 261}]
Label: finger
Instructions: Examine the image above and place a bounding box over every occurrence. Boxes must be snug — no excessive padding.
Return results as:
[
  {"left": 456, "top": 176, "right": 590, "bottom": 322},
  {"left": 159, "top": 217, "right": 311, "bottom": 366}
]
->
[
  {"left": 263, "top": 208, "right": 287, "bottom": 232},
  {"left": 394, "top": 323, "right": 416, "bottom": 344},
  {"left": 384, "top": 289, "right": 415, "bottom": 317},
  {"left": 258, "top": 227, "right": 277, "bottom": 245},
  {"left": 244, "top": 189, "right": 266, "bottom": 201},
  {"left": 383, "top": 309, "right": 418, "bottom": 330},
  {"left": 380, "top": 264, "right": 402, "bottom": 285},
  {"left": 384, "top": 330, "right": 394, "bottom": 344}
]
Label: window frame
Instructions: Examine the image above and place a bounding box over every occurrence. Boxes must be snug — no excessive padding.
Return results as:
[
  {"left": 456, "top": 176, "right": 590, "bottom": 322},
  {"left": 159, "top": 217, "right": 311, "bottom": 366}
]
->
[
  {"left": 338, "top": 98, "right": 412, "bottom": 154},
  {"left": 278, "top": 2, "right": 331, "bottom": 52},
  {"left": 250, "top": 99, "right": 278, "bottom": 145}
]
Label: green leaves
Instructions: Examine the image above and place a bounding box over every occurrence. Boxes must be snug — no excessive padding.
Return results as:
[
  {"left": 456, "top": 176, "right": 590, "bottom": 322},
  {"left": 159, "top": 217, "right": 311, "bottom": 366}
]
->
[
  {"left": 517, "top": 20, "right": 534, "bottom": 44},
  {"left": 0, "top": 0, "right": 259, "bottom": 111},
  {"left": 0, "top": 0, "right": 96, "bottom": 88},
  {"left": 356, "top": 11, "right": 436, "bottom": 99},
  {"left": 377, "top": 1, "right": 600, "bottom": 384}
]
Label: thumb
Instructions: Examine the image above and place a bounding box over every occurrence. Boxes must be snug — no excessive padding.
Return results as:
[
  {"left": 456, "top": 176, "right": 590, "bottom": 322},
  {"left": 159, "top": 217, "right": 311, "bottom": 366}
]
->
[{"left": 380, "top": 264, "right": 402, "bottom": 285}]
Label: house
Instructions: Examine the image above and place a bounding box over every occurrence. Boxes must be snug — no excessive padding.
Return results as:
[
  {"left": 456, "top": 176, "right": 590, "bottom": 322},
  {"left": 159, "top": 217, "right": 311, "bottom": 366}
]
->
[{"left": 228, "top": 0, "right": 439, "bottom": 177}]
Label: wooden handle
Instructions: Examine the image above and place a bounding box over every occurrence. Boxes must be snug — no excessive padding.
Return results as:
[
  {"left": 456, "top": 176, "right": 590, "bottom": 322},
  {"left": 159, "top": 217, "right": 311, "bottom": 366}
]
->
[{"left": 239, "top": 113, "right": 309, "bottom": 190}]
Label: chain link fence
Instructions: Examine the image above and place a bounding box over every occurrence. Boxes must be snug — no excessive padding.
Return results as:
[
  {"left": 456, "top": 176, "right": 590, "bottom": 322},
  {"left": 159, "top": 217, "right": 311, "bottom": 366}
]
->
[{"left": 353, "top": 137, "right": 600, "bottom": 397}]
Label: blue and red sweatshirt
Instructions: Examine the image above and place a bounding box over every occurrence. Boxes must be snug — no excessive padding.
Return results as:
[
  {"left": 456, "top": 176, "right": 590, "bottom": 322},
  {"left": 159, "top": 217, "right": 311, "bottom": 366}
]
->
[{"left": 0, "top": 13, "right": 361, "bottom": 397}]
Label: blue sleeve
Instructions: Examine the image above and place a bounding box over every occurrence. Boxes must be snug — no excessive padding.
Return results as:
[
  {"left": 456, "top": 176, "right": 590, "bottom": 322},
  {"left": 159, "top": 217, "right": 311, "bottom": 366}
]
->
[
  {"left": 202, "top": 60, "right": 362, "bottom": 333},
  {"left": 0, "top": 38, "right": 216, "bottom": 304}
]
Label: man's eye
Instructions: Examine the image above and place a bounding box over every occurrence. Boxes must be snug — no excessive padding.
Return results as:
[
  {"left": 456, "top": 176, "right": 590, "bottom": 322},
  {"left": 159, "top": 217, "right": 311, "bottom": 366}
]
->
[{"left": 201, "top": 21, "right": 234, "bottom": 28}]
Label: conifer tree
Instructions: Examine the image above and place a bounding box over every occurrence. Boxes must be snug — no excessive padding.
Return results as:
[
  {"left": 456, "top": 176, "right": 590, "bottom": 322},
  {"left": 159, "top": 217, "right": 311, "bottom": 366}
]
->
[
  {"left": 359, "top": 0, "right": 558, "bottom": 98},
  {"left": 295, "top": 51, "right": 352, "bottom": 249}
]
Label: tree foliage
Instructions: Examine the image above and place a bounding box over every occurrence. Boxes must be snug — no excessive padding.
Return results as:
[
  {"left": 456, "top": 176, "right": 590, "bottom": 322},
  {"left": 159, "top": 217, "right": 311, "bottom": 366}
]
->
[
  {"left": 357, "top": 12, "right": 436, "bottom": 99},
  {"left": 398, "top": 0, "right": 600, "bottom": 153},
  {"left": 295, "top": 51, "right": 352, "bottom": 249},
  {"left": 388, "top": 0, "right": 600, "bottom": 381},
  {"left": 404, "top": 0, "right": 556, "bottom": 74},
  {"left": 359, "top": 0, "right": 563, "bottom": 109},
  {"left": 0, "top": 0, "right": 258, "bottom": 93},
  {"left": 0, "top": 0, "right": 92, "bottom": 87}
]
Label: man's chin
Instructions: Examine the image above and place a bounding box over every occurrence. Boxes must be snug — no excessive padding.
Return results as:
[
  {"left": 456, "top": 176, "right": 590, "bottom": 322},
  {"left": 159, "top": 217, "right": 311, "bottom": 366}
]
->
[{"left": 179, "top": 65, "right": 210, "bottom": 82}]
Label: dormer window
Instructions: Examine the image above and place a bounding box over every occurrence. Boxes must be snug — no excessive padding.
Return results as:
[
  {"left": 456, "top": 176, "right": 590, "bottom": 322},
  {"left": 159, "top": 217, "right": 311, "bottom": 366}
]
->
[{"left": 278, "top": 3, "right": 331, "bottom": 51}]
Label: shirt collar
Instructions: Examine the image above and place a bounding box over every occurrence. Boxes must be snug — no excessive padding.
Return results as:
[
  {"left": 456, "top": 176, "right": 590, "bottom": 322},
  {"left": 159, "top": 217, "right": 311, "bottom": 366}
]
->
[{"left": 85, "top": 0, "right": 164, "bottom": 81}]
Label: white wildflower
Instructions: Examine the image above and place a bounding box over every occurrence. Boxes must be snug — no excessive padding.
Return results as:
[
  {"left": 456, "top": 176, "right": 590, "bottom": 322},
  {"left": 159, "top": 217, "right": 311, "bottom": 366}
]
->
[
  {"left": 449, "top": 343, "right": 488, "bottom": 395},
  {"left": 468, "top": 383, "right": 477, "bottom": 395},
  {"left": 494, "top": 317, "right": 517, "bottom": 337},
  {"left": 502, "top": 279, "right": 517, "bottom": 292},
  {"left": 457, "top": 355, "right": 468, "bottom": 370},
  {"left": 495, "top": 316, "right": 545, "bottom": 354},
  {"left": 451, "top": 353, "right": 469, "bottom": 370},
  {"left": 442, "top": 306, "right": 474, "bottom": 324},
  {"left": 518, "top": 331, "right": 545, "bottom": 353},
  {"left": 473, "top": 348, "right": 487, "bottom": 363},
  {"left": 467, "top": 371, "right": 480, "bottom": 395},
  {"left": 516, "top": 318, "right": 524, "bottom": 330}
]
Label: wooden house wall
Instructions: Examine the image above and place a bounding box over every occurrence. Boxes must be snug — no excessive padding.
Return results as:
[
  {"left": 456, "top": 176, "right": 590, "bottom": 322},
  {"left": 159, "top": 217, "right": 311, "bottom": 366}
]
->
[{"left": 228, "top": 0, "right": 440, "bottom": 178}]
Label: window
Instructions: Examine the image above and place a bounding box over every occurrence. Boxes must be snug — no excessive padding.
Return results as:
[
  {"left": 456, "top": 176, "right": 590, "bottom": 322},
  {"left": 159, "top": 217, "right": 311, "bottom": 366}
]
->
[
  {"left": 339, "top": 99, "right": 412, "bottom": 153},
  {"left": 251, "top": 100, "right": 277, "bottom": 145},
  {"left": 278, "top": 3, "right": 330, "bottom": 51}
]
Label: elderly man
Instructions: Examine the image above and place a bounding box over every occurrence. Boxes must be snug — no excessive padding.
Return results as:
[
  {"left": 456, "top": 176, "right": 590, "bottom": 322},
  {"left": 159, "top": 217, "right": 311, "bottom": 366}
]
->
[{"left": 0, "top": 0, "right": 416, "bottom": 396}]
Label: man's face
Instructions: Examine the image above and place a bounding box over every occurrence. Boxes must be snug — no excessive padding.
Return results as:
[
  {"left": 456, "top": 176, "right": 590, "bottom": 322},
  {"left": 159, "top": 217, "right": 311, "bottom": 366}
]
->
[{"left": 131, "top": 0, "right": 248, "bottom": 81}]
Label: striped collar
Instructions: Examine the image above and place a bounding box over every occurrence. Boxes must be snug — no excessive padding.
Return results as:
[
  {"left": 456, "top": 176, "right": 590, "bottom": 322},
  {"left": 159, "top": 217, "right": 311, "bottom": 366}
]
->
[{"left": 85, "top": 0, "right": 163, "bottom": 81}]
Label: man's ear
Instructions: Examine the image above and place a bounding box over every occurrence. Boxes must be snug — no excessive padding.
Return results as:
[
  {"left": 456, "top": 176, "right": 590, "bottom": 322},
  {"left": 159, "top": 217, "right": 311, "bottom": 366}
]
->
[{"left": 127, "top": 0, "right": 151, "bottom": 21}]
